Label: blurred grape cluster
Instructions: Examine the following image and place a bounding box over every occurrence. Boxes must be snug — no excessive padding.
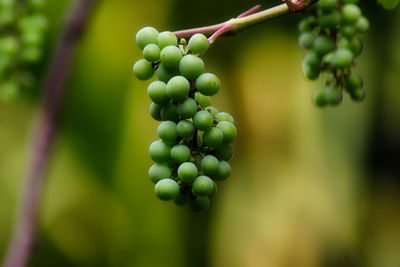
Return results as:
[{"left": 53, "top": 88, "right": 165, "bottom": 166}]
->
[{"left": 0, "top": 0, "right": 47, "bottom": 100}]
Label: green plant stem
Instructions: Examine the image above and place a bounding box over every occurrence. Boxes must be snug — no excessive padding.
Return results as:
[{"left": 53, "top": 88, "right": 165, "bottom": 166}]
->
[{"left": 174, "top": 1, "right": 319, "bottom": 42}]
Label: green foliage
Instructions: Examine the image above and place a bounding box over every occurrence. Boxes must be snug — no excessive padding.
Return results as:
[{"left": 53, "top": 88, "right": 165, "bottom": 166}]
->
[
  {"left": 134, "top": 29, "right": 236, "bottom": 211},
  {"left": 0, "top": 0, "right": 48, "bottom": 99},
  {"left": 377, "top": 0, "right": 400, "bottom": 9}
]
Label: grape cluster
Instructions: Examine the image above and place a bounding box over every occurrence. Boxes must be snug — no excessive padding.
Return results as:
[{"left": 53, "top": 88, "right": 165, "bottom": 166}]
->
[
  {"left": 133, "top": 27, "right": 236, "bottom": 212},
  {"left": 298, "top": 0, "right": 369, "bottom": 107},
  {"left": 0, "top": 0, "right": 47, "bottom": 99}
]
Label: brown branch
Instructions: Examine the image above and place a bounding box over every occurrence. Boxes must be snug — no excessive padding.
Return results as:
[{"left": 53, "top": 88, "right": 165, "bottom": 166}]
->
[{"left": 3, "top": 1, "right": 97, "bottom": 267}]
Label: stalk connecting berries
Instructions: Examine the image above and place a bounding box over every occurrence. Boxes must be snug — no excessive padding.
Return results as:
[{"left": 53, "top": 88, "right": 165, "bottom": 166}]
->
[
  {"left": 0, "top": 0, "right": 48, "bottom": 99},
  {"left": 298, "top": 0, "right": 369, "bottom": 107},
  {"left": 133, "top": 27, "right": 236, "bottom": 212}
]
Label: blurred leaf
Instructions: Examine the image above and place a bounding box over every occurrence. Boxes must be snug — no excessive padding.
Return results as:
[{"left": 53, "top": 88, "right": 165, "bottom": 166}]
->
[{"left": 377, "top": 0, "right": 400, "bottom": 9}]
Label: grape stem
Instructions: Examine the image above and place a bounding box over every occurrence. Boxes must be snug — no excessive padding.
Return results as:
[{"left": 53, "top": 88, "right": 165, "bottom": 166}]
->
[
  {"left": 174, "top": 0, "right": 319, "bottom": 44},
  {"left": 3, "top": 1, "right": 97, "bottom": 267}
]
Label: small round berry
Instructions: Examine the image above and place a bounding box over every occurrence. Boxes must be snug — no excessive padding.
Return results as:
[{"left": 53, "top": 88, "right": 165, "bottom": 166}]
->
[
  {"left": 143, "top": 43, "right": 160, "bottom": 62},
  {"left": 188, "top": 33, "right": 209, "bottom": 54},
  {"left": 149, "top": 140, "right": 171, "bottom": 162},
  {"left": 166, "top": 75, "right": 190, "bottom": 102},
  {"left": 177, "top": 98, "right": 198, "bottom": 119},
  {"left": 201, "top": 155, "right": 219, "bottom": 175},
  {"left": 203, "top": 127, "right": 223, "bottom": 148},
  {"left": 214, "top": 161, "right": 231, "bottom": 181},
  {"left": 193, "top": 110, "right": 214, "bottom": 131},
  {"left": 177, "top": 162, "right": 198, "bottom": 182},
  {"left": 312, "top": 88, "right": 328, "bottom": 107},
  {"left": 149, "top": 163, "right": 172, "bottom": 183},
  {"left": 215, "top": 112, "right": 234, "bottom": 124},
  {"left": 133, "top": 59, "right": 154, "bottom": 80},
  {"left": 154, "top": 178, "right": 179, "bottom": 201},
  {"left": 149, "top": 102, "right": 162, "bottom": 121},
  {"left": 147, "top": 81, "right": 169, "bottom": 105},
  {"left": 160, "top": 103, "right": 179, "bottom": 122},
  {"left": 194, "top": 92, "right": 211, "bottom": 107},
  {"left": 196, "top": 73, "right": 220, "bottom": 96},
  {"left": 179, "top": 54, "right": 205, "bottom": 80},
  {"left": 158, "top": 31, "right": 178, "bottom": 49},
  {"left": 136, "top": 26, "right": 159, "bottom": 50},
  {"left": 216, "top": 143, "right": 234, "bottom": 161},
  {"left": 170, "top": 144, "right": 191, "bottom": 163},
  {"left": 176, "top": 120, "right": 195, "bottom": 138},
  {"left": 216, "top": 121, "right": 237, "bottom": 144},
  {"left": 192, "top": 176, "right": 214, "bottom": 196},
  {"left": 160, "top": 45, "right": 182, "bottom": 68},
  {"left": 157, "top": 121, "right": 178, "bottom": 142}
]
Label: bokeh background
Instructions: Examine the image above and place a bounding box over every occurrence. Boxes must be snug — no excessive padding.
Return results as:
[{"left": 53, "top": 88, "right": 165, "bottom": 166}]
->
[{"left": 1, "top": 0, "right": 400, "bottom": 266}]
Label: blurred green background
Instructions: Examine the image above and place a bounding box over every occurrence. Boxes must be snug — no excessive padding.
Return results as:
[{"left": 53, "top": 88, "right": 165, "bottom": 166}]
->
[{"left": 1, "top": 0, "right": 400, "bottom": 266}]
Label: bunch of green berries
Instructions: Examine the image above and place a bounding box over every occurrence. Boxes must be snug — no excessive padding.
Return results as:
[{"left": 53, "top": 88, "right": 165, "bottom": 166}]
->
[
  {"left": 298, "top": 0, "right": 369, "bottom": 107},
  {"left": 133, "top": 27, "right": 237, "bottom": 212},
  {"left": 0, "top": 0, "right": 47, "bottom": 99}
]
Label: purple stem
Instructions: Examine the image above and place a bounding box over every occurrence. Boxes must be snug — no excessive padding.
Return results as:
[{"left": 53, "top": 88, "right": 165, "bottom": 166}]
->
[
  {"left": 237, "top": 4, "right": 262, "bottom": 18},
  {"left": 3, "top": 1, "right": 97, "bottom": 267}
]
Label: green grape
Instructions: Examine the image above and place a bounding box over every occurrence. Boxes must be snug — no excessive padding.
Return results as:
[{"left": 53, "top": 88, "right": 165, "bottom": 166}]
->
[
  {"left": 326, "top": 87, "right": 342, "bottom": 106},
  {"left": 302, "top": 61, "right": 320, "bottom": 80},
  {"left": 194, "top": 92, "right": 211, "bottom": 107},
  {"left": 210, "top": 182, "right": 218, "bottom": 198},
  {"left": 350, "top": 88, "right": 365, "bottom": 102},
  {"left": 177, "top": 97, "right": 198, "bottom": 119},
  {"left": 214, "top": 161, "right": 231, "bottom": 181},
  {"left": 318, "top": 11, "right": 341, "bottom": 29},
  {"left": 177, "top": 162, "right": 198, "bottom": 182},
  {"left": 312, "top": 88, "right": 328, "bottom": 107},
  {"left": 188, "top": 33, "right": 209, "bottom": 54},
  {"left": 201, "top": 155, "right": 219, "bottom": 175},
  {"left": 170, "top": 144, "right": 191, "bottom": 163},
  {"left": 203, "top": 127, "right": 223, "bottom": 148},
  {"left": 313, "top": 35, "right": 335, "bottom": 55},
  {"left": 298, "top": 32, "right": 315, "bottom": 49},
  {"left": 133, "top": 59, "right": 154, "bottom": 80},
  {"left": 192, "top": 176, "right": 214, "bottom": 196},
  {"left": 205, "top": 106, "right": 219, "bottom": 117},
  {"left": 189, "top": 196, "right": 210, "bottom": 212},
  {"left": 317, "top": 0, "right": 338, "bottom": 11},
  {"left": 149, "top": 140, "right": 171, "bottom": 163},
  {"left": 166, "top": 75, "right": 190, "bottom": 102},
  {"left": 215, "top": 143, "right": 234, "bottom": 161},
  {"left": 147, "top": 81, "right": 169, "bottom": 105},
  {"left": 158, "top": 31, "right": 178, "bottom": 49},
  {"left": 355, "top": 16, "right": 369, "bottom": 35},
  {"left": 149, "top": 163, "right": 172, "bottom": 183},
  {"left": 345, "top": 73, "right": 363, "bottom": 91},
  {"left": 298, "top": 15, "right": 317, "bottom": 32},
  {"left": 193, "top": 110, "right": 214, "bottom": 131},
  {"left": 341, "top": 4, "right": 361, "bottom": 24},
  {"left": 160, "top": 45, "right": 182, "bottom": 68},
  {"left": 216, "top": 121, "right": 236, "bottom": 144},
  {"left": 143, "top": 43, "right": 160, "bottom": 62},
  {"left": 173, "top": 192, "right": 189, "bottom": 206},
  {"left": 176, "top": 120, "right": 195, "bottom": 138},
  {"left": 215, "top": 112, "right": 234, "bottom": 124},
  {"left": 150, "top": 102, "right": 162, "bottom": 121},
  {"left": 157, "top": 63, "right": 179, "bottom": 83},
  {"left": 340, "top": 37, "right": 362, "bottom": 57},
  {"left": 341, "top": 25, "right": 356, "bottom": 39},
  {"left": 160, "top": 103, "right": 179, "bottom": 122},
  {"left": 155, "top": 178, "right": 179, "bottom": 201},
  {"left": 157, "top": 121, "right": 178, "bottom": 142},
  {"left": 331, "top": 48, "right": 354, "bottom": 69},
  {"left": 136, "top": 26, "right": 159, "bottom": 50},
  {"left": 179, "top": 54, "right": 204, "bottom": 80},
  {"left": 196, "top": 73, "right": 220, "bottom": 96},
  {"left": 304, "top": 50, "right": 321, "bottom": 67}
]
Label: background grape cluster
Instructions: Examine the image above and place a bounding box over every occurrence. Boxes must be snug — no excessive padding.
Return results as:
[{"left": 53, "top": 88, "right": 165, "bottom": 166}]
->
[
  {"left": 133, "top": 27, "right": 236, "bottom": 212},
  {"left": 298, "top": 0, "right": 369, "bottom": 107},
  {"left": 0, "top": 0, "right": 47, "bottom": 100}
]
